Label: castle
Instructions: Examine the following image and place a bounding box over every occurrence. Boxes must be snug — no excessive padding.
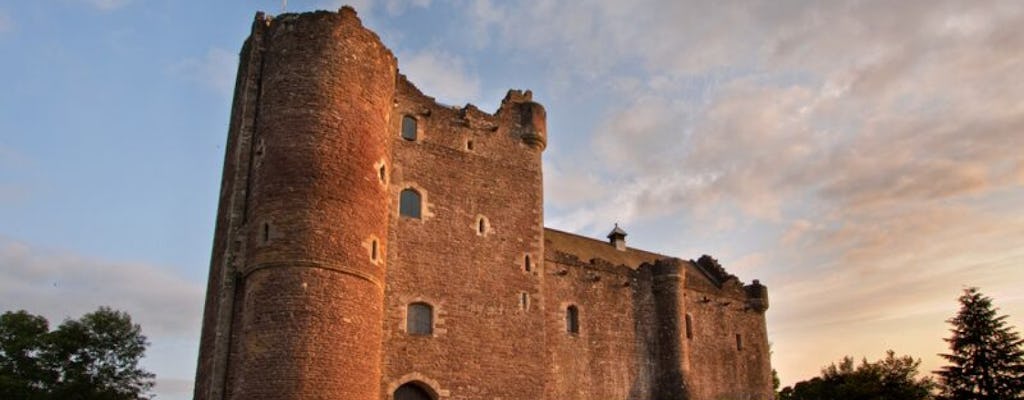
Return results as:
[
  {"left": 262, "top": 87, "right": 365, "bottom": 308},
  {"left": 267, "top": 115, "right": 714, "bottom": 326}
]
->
[{"left": 194, "top": 7, "right": 773, "bottom": 400}]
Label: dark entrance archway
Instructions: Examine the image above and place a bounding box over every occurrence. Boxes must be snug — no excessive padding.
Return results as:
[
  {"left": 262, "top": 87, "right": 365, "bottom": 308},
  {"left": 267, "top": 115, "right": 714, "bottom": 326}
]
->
[{"left": 394, "top": 382, "right": 434, "bottom": 400}]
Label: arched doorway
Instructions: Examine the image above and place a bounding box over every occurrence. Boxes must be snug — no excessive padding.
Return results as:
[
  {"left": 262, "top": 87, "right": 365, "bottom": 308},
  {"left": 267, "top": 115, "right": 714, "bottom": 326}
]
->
[{"left": 394, "top": 382, "right": 434, "bottom": 400}]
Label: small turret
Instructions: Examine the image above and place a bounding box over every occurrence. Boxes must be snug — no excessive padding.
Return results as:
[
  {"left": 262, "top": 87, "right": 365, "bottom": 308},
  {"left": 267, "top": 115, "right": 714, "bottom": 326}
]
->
[
  {"left": 607, "top": 223, "right": 627, "bottom": 251},
  {"left": 499, "top": 90, "right": 547, "bottom": 150},
  {"left": 745, "top": 279, "right": 769, "bottom": 312}
]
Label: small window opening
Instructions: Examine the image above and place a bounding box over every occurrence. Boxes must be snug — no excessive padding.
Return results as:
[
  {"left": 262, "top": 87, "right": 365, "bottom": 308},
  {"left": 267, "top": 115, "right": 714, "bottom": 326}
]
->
[
  {"left": 370, "top": 239, "right": 379, "bottom": 262},
  {"left": 736, "top": 334, "right": 743, "bottom": 351},
  {"left": 566, "top": 305, "right": 579, "bottom": 334},
  {"left": 378, "top": 164, "right": 387, "bottom": 183},
  {"left": 399, "top": 189, "right": 422, "bottom": 218},
  {"left": 407, "top": 302, "right": 433, "bottom": 336},
  {"left": 478, "top": 218, "right": 486, "bottom": 234},
  {"left": 466, "top": 140, "right": 474, "bottom": 151},
  {"left": 524, "top": 254, "right": 532, "bottom": 272},
  {"left": 520, "top": 292, "right": 529, "bottom": 310},
  {"left": 685, "top": 314, "right": 693, "bottom": 339},
  {"left": 262, "top": 223, "right": 270, "bottom": 244},
  {"left": 401, "top": 116, "right": 417, "bottom": 141}
]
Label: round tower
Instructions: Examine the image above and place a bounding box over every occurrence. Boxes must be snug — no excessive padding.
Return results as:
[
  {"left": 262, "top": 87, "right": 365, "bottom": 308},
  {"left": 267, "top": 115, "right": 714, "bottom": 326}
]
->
[{"left": 234, "top": 8, "right": 396, "bottom": 400}]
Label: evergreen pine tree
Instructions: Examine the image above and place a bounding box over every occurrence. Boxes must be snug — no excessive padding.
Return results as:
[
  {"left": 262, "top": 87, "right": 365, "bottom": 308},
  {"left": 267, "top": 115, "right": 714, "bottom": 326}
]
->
[{"left": 936, "top": 287, "right": 1024, "bottom": 400}]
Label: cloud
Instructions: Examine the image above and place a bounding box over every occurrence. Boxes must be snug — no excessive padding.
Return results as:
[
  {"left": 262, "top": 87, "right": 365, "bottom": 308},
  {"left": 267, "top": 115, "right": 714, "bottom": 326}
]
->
[
  {"left": 82, "top": 0, "right": 133, "bottom": 11},
  {"left": 314, "top": 0, "right": 375, "bottom": 14},
  {"left": 0, "top": 10, "right": 12, "bottom": 33},
  {"left": 383, "top": 0, "right": 430, "bottom": 15},
  {"left": 397, "top": 49, "right": 481, "bottom": 105},
  {"left": 168, "top": 48, "right": 238, "bottom": 97},
  {"left": 154, "top": 378, "right": 193, "bottom": 400},
  {"left": 534, "top": 0, "right": 1024, "bottom": 225},
  {"left": 0, "top": 237, "right": 204, "bottom": 337}
]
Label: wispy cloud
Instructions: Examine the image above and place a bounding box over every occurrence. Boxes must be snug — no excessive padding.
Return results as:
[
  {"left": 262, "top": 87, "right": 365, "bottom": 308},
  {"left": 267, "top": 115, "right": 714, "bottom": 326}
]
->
[
  {"left": 0, "top": 236, "right": 204, "bottom": 336},
  {"left": 154, "top": 378, "right": 193, "bottom": 400},
  {"left": 0, "top": 9, "right": 13, "bottom": 33},
  {"left": 397, "top": 49, "right": 481, "bottom": 105},
  {"left": 168, "top": 48, "right": 238, "bottom": 97},
  {"left": 383, "top": 0, "right": 430, "bottom": 15},
  {"left": 315, "top": 0, "right": 375, "bottom": 14},
  {"left": 82, "top": 0, "right": 133, "bottom": 11}
]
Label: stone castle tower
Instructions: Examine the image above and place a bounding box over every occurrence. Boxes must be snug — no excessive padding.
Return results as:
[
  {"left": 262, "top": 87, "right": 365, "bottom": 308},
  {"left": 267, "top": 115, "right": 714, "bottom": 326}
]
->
[{"left": 194, "top": 7, "right": 773, "bottom": 400}]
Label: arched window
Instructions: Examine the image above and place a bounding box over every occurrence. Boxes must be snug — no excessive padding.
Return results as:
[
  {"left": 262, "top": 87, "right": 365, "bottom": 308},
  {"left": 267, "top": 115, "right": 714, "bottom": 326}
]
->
[
  {"left": 394, "top": 382, "right": 434, "bottom": 400},
  {"left": 407, "top": 302, "right": 433, "bottom": 336},
  {"left": 566, "top": 305, "right": 579, "bottom": 334},
  {"left": 401, "top": 116, "right": 417, "bottom": 141},
  {"left": 399, "top": 189, "right": 421, "bottom": 218}
]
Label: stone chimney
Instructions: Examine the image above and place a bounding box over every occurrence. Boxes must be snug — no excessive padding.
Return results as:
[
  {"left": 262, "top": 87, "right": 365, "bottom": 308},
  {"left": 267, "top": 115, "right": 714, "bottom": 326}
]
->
[{"left": 607, "top": 223, "right": 627, "bottom": 251}]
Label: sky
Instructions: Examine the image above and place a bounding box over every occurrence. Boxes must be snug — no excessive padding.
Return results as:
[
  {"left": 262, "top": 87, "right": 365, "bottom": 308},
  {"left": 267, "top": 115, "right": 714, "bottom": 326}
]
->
[{"left": 1, "top": 0, "right": 1022, "bottom": 398}]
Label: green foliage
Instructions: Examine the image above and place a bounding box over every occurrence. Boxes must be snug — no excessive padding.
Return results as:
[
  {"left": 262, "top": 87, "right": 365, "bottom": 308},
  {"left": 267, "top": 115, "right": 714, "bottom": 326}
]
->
[
  {"left": 0, "top": 307, "right": 154, "bottom": 400},
  {"left": 0, "top": 311, "right": 52, "bottom": 400},
  {"left": 936, "top": 287, "right": 1024, "bottom": 400},
  {"left": 778, "top": 350, "right": 936, "bottom": 400}
]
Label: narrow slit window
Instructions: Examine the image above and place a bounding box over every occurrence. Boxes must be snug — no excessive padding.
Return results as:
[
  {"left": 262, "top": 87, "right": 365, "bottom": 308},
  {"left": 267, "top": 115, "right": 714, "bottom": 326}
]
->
[
  {"left": 399, "top": 189, "right": 422, "bottom": 219},
  {"left": 524, "top": 255, "right": 532, "bottom": 272},
  {"left": 478, "top": 218, "right": 486, "bottom": 234},
  {"left": 378, "top": 164, "right": 387, "bottom": 183},
  {"left": 262, "top": 223, "right": 270, "bottom": 243},
  {"left": 566, "top": 305, "right": 579, "bottom": 334},
  {"left": 736, "top": 334, "right": 743, "bottom": 351},
  {"left": 407, "top": 302, "right": 433, "bottom": 336},
  {"left": 401, "top": 116, "right": 417, "bottom": 141},
  {"left": 685, "top": 314, "right": 694, "bottom": 340},
  {"left": 520, "top": 292, "right": 529, "bottom": 310},
  {"left": 370, "top": 239, "right": 379, "bottom": 261}
]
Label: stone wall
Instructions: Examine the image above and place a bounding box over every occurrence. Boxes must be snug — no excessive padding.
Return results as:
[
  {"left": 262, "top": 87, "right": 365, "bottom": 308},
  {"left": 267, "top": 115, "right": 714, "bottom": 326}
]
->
[
  {"left": 380, "top": 77, "right": 547, "bottom": 400},
  {"left": 542, "top": 252, "right": 644, "bottom": 400}
]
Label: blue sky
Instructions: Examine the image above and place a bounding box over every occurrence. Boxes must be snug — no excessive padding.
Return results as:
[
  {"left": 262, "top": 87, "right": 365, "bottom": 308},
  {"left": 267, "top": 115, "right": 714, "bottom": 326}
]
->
[{"left": 2, "top": 1, "right": 1023, "bottom": 399}]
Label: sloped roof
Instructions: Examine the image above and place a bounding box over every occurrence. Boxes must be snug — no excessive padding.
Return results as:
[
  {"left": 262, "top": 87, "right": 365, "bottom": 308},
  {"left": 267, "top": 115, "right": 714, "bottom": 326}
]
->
[
  {"left": 543, "top": 227, "right": 665, "bottom": 269},
  {"left": 543, "top": 227, "right": 748, "bottom": 292}
]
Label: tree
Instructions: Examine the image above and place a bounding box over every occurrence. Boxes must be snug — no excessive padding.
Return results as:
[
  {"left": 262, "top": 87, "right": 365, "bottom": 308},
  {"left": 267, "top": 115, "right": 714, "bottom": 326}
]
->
[
  {"left": 0, "top": 311, "right": 52, "bottom": 399},
  {"left": 936, "top": 287, "right": 1024, "bottom": 400},
  {"left": 779, "top": 351, "right": 935, "bottom": 400},
  {"left": 0, "top": 307, "right": 154, "bottom": 400},
  {"left": 772, "top": 368, "right": 781, "bottom": 397}
]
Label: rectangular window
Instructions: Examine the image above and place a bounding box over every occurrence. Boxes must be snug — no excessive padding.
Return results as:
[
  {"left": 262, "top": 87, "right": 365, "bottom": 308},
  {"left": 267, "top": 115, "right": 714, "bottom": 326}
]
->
[{"left": 407, "top": 303, "right": 433, "bottom": 336}]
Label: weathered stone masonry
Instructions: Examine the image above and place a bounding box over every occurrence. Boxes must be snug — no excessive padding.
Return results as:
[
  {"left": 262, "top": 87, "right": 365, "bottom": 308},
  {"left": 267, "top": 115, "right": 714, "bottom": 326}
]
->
[{"left": 194, "top": 7, "right": 773, "bottom": 400}]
